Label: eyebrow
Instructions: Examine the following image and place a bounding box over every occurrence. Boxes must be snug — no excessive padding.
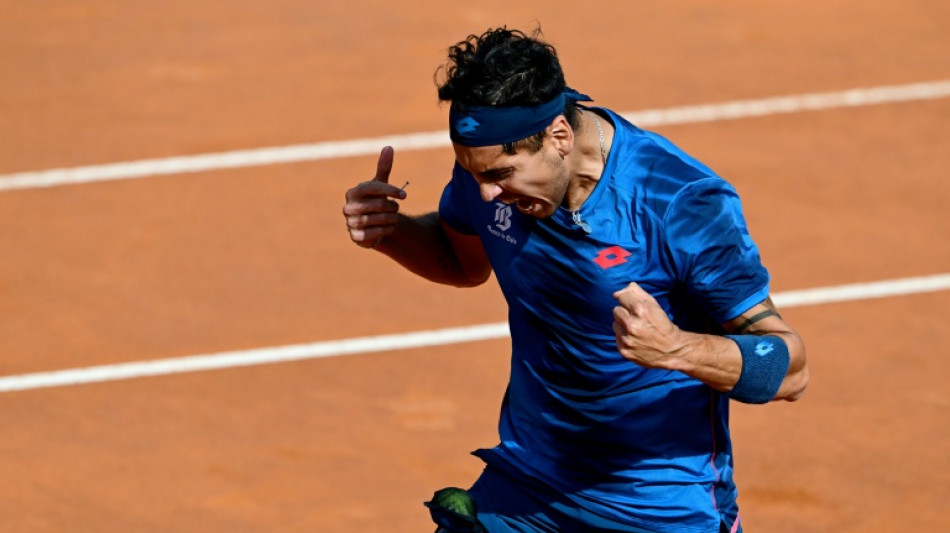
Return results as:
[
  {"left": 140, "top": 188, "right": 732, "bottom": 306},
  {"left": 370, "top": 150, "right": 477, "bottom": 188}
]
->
[{"left": 479, "top": 166, "right": 513, "bottom": 179}]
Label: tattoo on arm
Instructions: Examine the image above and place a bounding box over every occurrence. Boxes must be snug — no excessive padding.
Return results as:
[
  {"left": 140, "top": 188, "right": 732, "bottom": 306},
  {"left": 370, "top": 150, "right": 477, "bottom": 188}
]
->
[{"left": 733, "top": 309, "right": 779, "bottom": 334}]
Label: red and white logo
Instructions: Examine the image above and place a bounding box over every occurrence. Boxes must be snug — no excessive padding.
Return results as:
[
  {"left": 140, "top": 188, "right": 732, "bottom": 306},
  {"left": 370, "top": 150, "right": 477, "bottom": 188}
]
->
[{"left": 593, "top": 245, "right": 631, "bottom": 269}]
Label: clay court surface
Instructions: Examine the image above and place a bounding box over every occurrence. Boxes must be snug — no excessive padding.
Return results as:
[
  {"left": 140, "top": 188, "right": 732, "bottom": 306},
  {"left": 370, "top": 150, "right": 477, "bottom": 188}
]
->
[{"left": 1, "top": 1, "right": 948, "bottom": 531}]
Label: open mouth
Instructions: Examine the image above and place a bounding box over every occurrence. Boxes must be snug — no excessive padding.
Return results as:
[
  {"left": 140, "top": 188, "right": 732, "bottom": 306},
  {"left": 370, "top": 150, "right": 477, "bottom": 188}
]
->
[{"left": 515, "top": 198, "right": 534, "bottom": 214}]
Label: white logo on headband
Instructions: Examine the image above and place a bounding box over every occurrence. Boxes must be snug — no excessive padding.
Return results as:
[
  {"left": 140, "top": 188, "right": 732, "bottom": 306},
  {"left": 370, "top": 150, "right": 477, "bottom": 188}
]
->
[{"left": 456, "top": 117, "right": 480, "bottom": 134}]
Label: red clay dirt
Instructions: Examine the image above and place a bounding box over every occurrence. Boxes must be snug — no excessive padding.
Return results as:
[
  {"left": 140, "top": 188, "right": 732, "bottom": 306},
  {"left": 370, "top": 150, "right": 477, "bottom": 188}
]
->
[{"left": 0, "top": 1, "right": 948, "bottom": 532}]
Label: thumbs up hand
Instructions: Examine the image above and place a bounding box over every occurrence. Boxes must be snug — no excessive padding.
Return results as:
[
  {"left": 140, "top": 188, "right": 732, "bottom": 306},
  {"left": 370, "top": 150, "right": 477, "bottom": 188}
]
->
[{"left": 343, "top": 146, "right": 408, "bottom": 249}]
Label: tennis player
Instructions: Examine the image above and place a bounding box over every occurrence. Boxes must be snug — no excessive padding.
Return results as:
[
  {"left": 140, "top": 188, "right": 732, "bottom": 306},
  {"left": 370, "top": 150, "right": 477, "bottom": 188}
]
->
[{"left": 343, "top": 27, "right": 808, "bottom": 533}]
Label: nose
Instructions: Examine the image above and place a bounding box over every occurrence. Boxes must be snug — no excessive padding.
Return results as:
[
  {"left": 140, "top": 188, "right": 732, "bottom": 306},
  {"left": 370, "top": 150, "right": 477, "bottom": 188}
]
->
[{"left": 479, "top": 182, "right": 503, "bottom": 202}]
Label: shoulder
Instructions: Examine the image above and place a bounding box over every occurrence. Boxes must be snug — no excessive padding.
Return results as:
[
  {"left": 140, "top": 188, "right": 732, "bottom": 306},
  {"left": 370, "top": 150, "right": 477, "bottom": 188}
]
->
[{"left": 603, "top": 109, "right": 725, "bottom": 217}]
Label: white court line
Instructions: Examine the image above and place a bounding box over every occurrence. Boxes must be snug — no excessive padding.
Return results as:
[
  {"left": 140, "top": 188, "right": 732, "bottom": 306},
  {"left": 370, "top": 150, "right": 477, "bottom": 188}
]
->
[
  {"left": 2, "top": 80, "right": 950, "bottom": 192},
  {"left": 1, "top": 273, "right": 948, "bottom": 393}
]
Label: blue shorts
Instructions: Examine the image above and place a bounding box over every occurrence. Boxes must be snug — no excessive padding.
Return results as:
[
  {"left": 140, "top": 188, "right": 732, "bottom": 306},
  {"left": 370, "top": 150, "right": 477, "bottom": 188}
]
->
[{"left": 464, "top": 465, "right": 740, "bottom": 533}]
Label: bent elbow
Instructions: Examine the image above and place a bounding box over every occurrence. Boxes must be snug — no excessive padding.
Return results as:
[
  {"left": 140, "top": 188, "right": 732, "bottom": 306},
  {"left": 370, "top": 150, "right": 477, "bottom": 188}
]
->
[
  {"left": 451, "top": 275, "right": 489, "bottom": 288},
  {"left": 777, "top": 332, "right": 808, "bottom": 402},
  {"left": 781, "top": 366, "right": 810, "bottom": 402},
  {"left": 450, "top": 264, "right": 492, "bottom": 288}
]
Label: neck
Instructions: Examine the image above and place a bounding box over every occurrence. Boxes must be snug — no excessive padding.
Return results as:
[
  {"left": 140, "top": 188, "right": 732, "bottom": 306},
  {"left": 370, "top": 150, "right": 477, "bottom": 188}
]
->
[{"left": 562, "top": 109, "right": 612, "bottom": 211}]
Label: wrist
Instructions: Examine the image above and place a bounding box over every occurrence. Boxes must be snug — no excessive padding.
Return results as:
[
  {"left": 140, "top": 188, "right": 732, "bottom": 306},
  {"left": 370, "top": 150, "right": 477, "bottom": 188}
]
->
[
  {"left": 659, "top": 330, "right": 706, "bottom": 373},
  {"left": 724, "top": 334, "right": 790, "bottom": 404}
]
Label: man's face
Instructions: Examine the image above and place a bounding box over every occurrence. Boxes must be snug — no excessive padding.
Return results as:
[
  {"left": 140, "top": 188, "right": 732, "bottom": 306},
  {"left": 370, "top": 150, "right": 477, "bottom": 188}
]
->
[{"left": 453, "top": 136, "right": 570, "bottom": 220}]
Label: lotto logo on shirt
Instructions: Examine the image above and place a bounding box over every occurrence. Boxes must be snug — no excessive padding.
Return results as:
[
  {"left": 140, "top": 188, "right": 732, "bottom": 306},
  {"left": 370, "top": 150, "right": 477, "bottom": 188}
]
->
[{"left": 593, "top": 245, "right": 631, "bottom": 269}]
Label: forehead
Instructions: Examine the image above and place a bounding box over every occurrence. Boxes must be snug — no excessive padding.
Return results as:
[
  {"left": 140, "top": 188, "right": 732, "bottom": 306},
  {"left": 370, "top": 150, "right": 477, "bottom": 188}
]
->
[{"left": 453, "top": 143, "right": 514, "bottom": 173}]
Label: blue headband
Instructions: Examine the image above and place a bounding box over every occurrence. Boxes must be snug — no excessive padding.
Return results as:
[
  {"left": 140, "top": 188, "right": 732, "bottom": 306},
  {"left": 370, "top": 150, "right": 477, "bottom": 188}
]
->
[{"left": 449, "top": 88, "right": 593, "bottom": 147}]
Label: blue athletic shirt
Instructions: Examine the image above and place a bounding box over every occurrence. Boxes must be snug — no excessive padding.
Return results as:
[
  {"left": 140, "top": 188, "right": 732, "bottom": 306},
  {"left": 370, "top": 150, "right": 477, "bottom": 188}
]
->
[{"left": 438, "top": 108, "right": 769, "bottom": 532}]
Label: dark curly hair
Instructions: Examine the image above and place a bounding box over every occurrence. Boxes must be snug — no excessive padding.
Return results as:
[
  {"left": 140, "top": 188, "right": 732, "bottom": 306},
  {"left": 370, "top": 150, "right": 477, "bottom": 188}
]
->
[{"left": 435, "top": 27, "right": 581, "bottom": 152}]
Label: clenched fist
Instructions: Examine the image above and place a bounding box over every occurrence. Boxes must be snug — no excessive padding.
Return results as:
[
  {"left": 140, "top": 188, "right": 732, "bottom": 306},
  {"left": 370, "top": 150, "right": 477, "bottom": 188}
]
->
[{"left": 612, "top": 282, "right": 688, "bottom": 369}]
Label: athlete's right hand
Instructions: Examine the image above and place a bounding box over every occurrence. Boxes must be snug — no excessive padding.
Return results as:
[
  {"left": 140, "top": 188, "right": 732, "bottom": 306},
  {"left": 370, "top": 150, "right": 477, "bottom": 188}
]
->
[{"left": 343, "top": 146, "right": 407, "bottom": 249}]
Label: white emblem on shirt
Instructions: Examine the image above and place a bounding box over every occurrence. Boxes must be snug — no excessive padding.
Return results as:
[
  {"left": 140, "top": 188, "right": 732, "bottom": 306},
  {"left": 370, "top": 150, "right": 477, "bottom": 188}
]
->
[
  {"left": 487, "top": 202, "right": 518, "bottom": 245},
  {"left": 494, "top": 202, "right": 512, "bottom": 231}
]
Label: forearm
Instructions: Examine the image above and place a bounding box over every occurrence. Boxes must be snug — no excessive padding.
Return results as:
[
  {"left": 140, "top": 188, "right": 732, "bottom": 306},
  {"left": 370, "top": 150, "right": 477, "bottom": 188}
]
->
[
  {"left": 373, "top": 212, "right": 488, "bottom": 287},
  {"left": 667, "top": 330, "right": 808, "bottom": 402},
  {"left": 612, "top": 286, "right": 808, "bottom": 403}
]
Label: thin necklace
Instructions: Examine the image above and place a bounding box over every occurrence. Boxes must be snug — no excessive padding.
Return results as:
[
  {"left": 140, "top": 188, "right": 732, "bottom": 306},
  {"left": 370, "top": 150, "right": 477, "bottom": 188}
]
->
[
  {"left": 571, "top": 112, "right": 605, "bottom": 235},
  {"left": 593, "top": 114, "right": 606, "bottom": 164}
]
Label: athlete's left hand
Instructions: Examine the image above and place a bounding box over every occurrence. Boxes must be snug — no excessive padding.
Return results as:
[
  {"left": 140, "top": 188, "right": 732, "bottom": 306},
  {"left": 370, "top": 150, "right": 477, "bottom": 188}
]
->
[{"left": 612, "top": 282, "right": 688, "bottom": 369}]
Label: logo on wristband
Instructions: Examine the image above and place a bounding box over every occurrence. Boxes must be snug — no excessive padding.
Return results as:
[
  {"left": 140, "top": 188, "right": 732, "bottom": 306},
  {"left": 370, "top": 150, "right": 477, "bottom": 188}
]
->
[{"left": 755, "top": 341, "right": 775, "bottom": 357}]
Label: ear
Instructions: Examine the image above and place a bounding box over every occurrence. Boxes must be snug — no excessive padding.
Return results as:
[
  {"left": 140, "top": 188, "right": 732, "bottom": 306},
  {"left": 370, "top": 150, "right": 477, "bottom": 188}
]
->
[{"left": 547, "top": 115, "right": 574, "bottom": 156}]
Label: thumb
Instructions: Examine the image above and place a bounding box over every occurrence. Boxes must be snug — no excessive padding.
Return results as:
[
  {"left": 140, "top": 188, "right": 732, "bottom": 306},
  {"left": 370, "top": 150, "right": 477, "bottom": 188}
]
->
[
  {"left": 613, "top": 282, "right": 646, "bottom": 302},
  {"left": 373, "top": 146, "right": 394, "bottom": 183},
  {"left": 613, "top": 282, "right": 652, "bottom": 315}
]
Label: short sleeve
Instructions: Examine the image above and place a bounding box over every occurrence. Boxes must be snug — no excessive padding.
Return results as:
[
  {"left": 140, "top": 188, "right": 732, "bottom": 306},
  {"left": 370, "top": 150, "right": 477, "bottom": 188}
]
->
[
  {"left": 438, "top": 163, "right": 479, "bottom": 235},
  {"left": 664, "top": 178, "right": 770, "bottom": 322}
]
